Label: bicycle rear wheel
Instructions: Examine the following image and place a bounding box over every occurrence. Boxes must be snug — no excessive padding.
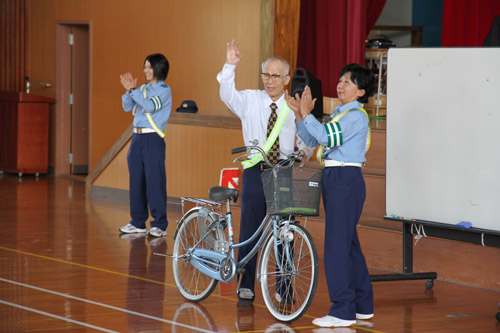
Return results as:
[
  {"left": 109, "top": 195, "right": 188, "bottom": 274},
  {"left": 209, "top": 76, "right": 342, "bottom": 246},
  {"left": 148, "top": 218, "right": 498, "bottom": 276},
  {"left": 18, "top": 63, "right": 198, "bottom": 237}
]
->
[
  {"left": 172, "top": 210, "right": 224, "bottom": 302},
  {"left": 260, "top": 223, "right": 318, "bottom": 322}
]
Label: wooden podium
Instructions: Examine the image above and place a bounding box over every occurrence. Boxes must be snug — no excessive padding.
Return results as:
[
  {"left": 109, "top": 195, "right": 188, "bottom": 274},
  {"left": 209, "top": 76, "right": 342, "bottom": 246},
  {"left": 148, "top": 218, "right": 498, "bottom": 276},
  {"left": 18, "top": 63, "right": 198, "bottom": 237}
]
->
[{"left": 0, "top": 91, "right": 54, "bottom": 176}]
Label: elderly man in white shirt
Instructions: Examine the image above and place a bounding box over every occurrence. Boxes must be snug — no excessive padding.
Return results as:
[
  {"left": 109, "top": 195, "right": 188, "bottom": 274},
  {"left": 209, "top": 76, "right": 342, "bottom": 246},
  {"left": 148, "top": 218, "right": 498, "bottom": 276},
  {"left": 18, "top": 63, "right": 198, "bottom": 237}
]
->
[{"left": 217, "top": 40, "right": 311, "bottom": 307}]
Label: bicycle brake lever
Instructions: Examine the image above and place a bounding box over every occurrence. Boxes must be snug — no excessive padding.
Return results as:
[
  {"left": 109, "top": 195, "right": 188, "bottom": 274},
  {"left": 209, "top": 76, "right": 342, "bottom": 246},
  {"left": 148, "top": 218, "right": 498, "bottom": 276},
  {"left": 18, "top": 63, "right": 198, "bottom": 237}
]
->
[{"left": 233, "top": 155, "right": 247, "bottom": 163}]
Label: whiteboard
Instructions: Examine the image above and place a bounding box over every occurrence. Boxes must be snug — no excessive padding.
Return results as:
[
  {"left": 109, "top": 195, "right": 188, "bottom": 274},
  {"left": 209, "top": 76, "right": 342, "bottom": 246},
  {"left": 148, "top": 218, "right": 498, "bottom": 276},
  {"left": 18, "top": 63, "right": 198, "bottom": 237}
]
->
[{"left": 386, "top": 48, "right": 500, "bottom": 232}]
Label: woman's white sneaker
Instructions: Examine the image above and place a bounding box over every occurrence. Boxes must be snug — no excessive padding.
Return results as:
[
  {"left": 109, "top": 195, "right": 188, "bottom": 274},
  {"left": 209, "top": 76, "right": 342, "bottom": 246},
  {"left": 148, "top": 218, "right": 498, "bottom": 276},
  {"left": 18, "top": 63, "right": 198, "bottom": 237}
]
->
[
  {"left": 119, "top": 224, "right": 147, "bottom": 234},
  {"left": 312, "top": 315, "right": 356, "bottom": 327},
  {"left": 147, "top": 227, "right": 166, "bottom": 237},
  {"left": 356, "top": 313, "right": 374, "bottom": 320}
]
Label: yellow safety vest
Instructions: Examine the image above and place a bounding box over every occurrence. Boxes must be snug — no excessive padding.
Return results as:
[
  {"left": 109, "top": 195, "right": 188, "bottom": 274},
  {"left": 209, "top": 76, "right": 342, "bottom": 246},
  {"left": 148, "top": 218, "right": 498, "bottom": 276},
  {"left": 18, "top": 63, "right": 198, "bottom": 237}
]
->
[
  {"left": 241, "top": 103, "right": 291, "bottom": 169},
  {"left": 132, "top": 83, "right": 165, "bottom": 138},
  {"left": 316, "top": 107, "right": 371, "bottom": 164}
]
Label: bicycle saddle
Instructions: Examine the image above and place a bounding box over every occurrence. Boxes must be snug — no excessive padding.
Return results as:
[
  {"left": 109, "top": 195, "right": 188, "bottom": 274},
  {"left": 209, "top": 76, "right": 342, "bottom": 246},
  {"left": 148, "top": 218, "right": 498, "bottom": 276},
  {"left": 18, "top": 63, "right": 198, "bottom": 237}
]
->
[{"left": 208, "top": 186, "right": 239, "bottom": 203}]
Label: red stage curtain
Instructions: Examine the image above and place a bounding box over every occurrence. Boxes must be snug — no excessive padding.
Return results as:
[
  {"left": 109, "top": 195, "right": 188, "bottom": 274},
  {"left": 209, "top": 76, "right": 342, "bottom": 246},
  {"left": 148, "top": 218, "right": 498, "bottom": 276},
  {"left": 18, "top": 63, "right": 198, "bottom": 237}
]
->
[
  {"left": 442, "top": 0, "right": 500, "bottom": 46},
  {"left": 297, "top": 0, "right": 386, "bottom": 97}
]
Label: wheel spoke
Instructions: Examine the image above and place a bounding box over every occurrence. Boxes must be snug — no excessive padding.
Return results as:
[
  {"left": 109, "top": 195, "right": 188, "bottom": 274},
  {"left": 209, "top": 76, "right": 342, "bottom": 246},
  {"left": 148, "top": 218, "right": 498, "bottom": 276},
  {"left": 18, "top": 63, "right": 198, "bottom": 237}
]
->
[
  {"left": 172, "top": 211, "right": 225, "bottom": 302},
  {"left": 260, "top": 224, "right": 318, "bottom": 321}
]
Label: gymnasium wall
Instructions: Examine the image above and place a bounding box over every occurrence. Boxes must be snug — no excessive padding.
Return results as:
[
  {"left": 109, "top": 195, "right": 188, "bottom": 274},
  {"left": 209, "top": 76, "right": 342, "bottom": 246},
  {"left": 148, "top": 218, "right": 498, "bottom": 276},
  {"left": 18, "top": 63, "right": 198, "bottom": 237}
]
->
[{"left": 26, "top": 0, "right": 268, "bottom": 169}]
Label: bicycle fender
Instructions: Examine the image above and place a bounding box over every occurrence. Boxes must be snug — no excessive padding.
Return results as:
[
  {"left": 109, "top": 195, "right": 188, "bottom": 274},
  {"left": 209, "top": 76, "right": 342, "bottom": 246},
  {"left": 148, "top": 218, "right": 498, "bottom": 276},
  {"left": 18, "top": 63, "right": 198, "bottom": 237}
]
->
[{"left": 174, "top": 206, "right": 213, "bottom": 240}]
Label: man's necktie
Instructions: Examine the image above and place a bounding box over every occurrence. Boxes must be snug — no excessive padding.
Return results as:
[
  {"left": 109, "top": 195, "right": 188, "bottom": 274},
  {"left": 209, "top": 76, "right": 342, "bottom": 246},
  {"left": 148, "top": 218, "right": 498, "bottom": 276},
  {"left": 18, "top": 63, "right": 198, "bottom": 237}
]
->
[{"left": 266, "top": 103, "right": 280, "bottom": 165}]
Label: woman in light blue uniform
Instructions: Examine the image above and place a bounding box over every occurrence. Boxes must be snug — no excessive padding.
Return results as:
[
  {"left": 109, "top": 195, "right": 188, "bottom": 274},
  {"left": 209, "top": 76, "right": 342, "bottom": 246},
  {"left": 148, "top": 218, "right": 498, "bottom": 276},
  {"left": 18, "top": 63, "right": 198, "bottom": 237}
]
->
[
  {"left": 286, "top": 63, "right": 376, "bottom": 328},
  {"left": 119, "top": 53, "right": 172, "bottom": 238}
]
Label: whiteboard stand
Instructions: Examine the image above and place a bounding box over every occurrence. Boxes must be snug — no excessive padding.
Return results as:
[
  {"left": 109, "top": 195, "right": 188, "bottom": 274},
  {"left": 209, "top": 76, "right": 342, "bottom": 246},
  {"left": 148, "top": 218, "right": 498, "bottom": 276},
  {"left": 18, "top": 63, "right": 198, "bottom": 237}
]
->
[
  {"left": 369, "top": 219, "right": 437, "bottom": 288},
  {"left": 372, "top": 216, "right": 500, "bottom": 291},
  {"left": 381, "top": 217, "right": 500, "bottom": 320}
]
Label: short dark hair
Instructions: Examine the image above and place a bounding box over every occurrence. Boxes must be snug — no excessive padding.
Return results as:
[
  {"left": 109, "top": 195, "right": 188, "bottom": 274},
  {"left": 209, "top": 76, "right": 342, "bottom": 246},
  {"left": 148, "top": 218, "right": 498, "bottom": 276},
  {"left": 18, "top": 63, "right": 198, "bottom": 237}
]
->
[
  {"left": 339, "top": 63, "right": 375, "bottom": 103},
  {"left": 144, "top": 53, "right": 169, "bottom": 81}
]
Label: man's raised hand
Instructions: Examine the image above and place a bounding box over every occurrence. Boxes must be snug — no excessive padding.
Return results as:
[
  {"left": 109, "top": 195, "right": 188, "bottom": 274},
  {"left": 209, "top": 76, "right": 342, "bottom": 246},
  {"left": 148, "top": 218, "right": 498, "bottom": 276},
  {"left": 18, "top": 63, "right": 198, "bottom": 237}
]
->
[{"left": 226, "top": 40, "right": 242, "bottom": 65}]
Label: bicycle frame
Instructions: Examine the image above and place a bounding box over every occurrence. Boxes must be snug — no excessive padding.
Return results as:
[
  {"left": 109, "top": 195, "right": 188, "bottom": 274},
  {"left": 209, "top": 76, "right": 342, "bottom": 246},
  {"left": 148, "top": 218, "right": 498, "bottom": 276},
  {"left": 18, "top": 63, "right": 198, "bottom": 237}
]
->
[
  {"left": 172, "top": 147, "right": 319, "bottom": 322},
  {"left": 184, "top": 202, "right": 293, "bottom": 284}
]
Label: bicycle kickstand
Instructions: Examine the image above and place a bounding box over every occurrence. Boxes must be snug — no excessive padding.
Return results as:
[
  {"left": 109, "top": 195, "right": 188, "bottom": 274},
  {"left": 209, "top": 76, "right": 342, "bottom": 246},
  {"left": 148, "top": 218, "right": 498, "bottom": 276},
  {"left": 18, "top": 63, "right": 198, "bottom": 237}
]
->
[
  {"left": 235, "top": 268, "right": 246, "bottom": 295},
  {"left": 153, "top": 252, "right": 175, "bottom": 258}
]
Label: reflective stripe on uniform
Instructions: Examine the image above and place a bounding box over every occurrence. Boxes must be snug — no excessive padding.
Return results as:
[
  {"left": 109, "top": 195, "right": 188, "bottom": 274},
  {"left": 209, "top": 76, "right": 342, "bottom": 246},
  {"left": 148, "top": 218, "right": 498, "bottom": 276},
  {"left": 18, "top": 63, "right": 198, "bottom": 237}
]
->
[
  {"left": 146, "top": 113, "right": 165, "bottom": 138},
  {"left": 324, "top": 121, "right": 343, "bottom": 148},
  {"left": 150, "top": 96, "right": 162, "bottom": 112}
]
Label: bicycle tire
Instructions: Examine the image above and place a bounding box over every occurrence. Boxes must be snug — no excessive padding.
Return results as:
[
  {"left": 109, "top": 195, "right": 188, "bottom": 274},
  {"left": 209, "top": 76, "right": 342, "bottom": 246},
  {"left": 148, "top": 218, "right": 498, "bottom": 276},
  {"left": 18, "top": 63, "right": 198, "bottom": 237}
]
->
[
  {"left": 260, "top": 223, "right": 319, "bottom": 322},
  {"left": 171, "top": 301, "right": 218, "bottom": 332},
  {"left": 172, "top": 210, "right": 225, "bottom": 302}
]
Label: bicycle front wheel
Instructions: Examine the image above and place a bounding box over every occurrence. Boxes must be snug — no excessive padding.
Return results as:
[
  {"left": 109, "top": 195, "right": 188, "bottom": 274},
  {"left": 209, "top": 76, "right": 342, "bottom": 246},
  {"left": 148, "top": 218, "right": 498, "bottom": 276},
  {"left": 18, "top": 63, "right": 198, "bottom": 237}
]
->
[
  {"left": 260, "top": 223, "right": 319, "bottom": 322},
  {"left": 172, "top": 210, "right": 224, "bottom": 302}
]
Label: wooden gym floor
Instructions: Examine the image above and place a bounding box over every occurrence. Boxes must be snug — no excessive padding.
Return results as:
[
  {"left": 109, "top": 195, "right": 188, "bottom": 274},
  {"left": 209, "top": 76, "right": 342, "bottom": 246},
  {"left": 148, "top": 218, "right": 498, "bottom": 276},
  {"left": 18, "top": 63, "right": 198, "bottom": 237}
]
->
[{"left": 0, "top": 174, "right": 499, "bottom": 332}]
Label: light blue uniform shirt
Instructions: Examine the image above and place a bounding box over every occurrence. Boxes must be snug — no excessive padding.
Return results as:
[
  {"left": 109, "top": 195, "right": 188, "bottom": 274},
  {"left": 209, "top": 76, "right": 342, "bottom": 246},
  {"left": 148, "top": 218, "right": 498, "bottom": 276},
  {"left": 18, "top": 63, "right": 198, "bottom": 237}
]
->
[
  {"left": 295, "top": 101, "right": 369, "bottom": 163},
  {"left": 122, "top": 80, "right": 172, "bottom": 130}
]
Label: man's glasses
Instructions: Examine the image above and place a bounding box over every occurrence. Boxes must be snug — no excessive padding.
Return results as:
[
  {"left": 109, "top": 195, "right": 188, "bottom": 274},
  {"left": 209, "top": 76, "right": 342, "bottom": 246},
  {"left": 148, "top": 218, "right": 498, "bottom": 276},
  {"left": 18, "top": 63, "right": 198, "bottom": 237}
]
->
[{"left": 261, "top": 73, "right": 287, "bottom": 82}]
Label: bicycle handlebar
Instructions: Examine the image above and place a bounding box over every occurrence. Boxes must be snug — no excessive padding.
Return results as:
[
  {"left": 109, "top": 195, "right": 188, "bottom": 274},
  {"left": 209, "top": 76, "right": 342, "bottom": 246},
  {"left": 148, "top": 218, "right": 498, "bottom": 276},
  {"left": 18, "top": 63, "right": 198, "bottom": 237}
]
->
[
  {"left": 230, "top": 147, "right": 247, "bottom": 154},
  {"left": 231, "top": 146, "right": 304, "bottom": 168}
]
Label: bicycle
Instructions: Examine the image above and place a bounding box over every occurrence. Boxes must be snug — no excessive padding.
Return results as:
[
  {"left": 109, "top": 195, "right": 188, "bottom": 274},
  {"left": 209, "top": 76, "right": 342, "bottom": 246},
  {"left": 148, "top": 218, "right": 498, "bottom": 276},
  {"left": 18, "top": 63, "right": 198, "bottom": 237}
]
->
[{"left": 168, "top": 146, "right": 321, "bottom": 322}]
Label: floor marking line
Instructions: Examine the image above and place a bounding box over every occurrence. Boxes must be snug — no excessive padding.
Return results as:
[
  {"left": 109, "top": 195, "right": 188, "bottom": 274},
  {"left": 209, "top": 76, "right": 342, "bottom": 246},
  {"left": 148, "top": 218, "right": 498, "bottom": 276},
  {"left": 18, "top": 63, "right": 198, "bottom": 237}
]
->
[
  {"left": 0, "top": 299, "right": 119, "bottom": 333},
  {"left": 0, "top": 245, "right": 176, "bottom": 287},
  {"left": 0, "top": 246, "right": 385, "bottom": 331},
  {"left": 0, "top": 245, "right": 245, "bottom": 305},
  {"left": 0, "top": 278, "right": 216, "bottom": 333},
  {"left": 0, "top": 244, "right": 313, "bottom": 318},
  {"left": 228, "top": 325, "right": 385, "bottom": 333}
]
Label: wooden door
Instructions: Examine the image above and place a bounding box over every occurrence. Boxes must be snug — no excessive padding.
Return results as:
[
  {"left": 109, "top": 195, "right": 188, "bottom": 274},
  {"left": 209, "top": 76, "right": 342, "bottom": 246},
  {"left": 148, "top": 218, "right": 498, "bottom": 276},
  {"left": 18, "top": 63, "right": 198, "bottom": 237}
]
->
[{"left": 70, "top": 25, "right": 90, "bottom": 174}]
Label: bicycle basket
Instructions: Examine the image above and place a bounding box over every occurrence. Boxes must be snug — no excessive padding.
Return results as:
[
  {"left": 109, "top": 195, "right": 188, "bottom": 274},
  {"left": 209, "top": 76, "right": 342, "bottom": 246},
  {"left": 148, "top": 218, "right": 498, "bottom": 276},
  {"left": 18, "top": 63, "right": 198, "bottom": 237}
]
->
[{"left": 261, "top": 167, "right": 322, "bottom": 216}]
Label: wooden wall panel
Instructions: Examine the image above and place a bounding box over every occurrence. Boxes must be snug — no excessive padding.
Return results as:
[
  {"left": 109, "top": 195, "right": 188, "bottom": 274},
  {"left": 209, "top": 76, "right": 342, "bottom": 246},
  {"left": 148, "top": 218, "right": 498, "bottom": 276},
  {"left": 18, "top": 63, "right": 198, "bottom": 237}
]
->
[
  {"left": 92, "top": 142, "right": 130, "bottom": 191},
  {"left": 0, "top": 0, "right": 26, "bottom": 92},
  {"left": 412, "top": 236, "right": 500, "bottom": 290},
  {"left": 165, "top": 124, "right": 244, "bottom": 198},
  {"left": 273, "top": 0, "right": 300, "bottom": 73},
  {"left": 258, "top": 0, "right": 275, "bottom": 90},
  {"left": 364, "top": 175, "right": 386, "bottom": 219},
  {"left": 25, "top": 0, "right": 265, "bottom": 171},
  {"left": 93, "top": 124, "right": 244, "bottom": 198},
  {"left": 365, "top": 129, "right": 386, "bottom": 175}
]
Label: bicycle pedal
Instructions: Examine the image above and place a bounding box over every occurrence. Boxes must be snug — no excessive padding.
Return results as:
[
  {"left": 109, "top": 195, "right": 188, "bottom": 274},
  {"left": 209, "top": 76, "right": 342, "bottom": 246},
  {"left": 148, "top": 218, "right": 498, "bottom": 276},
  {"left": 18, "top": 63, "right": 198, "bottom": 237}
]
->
[{"left": 238, "top": 288, "right": 254, "bottom": 299}]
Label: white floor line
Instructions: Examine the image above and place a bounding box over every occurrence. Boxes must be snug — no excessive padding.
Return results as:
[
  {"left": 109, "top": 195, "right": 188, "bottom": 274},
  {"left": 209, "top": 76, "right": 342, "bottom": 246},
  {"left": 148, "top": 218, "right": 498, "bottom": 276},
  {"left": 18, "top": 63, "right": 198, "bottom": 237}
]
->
[
  {"left": 0, "top": 300, "right": 118, "bottom": 333},
  {"left": 0, "top": 277, "right": 215, "bottom": 333}
]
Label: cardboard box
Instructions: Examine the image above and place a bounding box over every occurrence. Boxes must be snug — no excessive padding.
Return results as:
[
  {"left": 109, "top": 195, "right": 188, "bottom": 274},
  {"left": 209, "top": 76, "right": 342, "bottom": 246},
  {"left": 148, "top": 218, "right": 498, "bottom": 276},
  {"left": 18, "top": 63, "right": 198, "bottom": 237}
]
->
[
  {"left": 323, "top": 97, "right": 341, "bottom": 114},
  {"left": 365, "top": 96, "right": 386, "bottom": 108}
]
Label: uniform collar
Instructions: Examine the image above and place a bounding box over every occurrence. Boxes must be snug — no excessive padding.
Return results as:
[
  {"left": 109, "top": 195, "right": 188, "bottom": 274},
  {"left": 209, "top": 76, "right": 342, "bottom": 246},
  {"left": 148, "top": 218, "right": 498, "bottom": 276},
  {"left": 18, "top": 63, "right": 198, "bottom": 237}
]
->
[
  {"left": 147, "top": 80, "right": 164, "bottom": 90},
  {"left": 336, "top": 100, "right": 361, "bottom": 114}
]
